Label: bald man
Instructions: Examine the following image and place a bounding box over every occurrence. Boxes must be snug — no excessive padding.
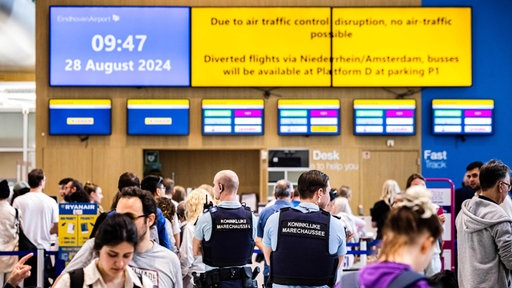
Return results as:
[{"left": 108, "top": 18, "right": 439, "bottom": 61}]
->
[{"left": 193, "top": 170, "right": 258, "bottom": 288}]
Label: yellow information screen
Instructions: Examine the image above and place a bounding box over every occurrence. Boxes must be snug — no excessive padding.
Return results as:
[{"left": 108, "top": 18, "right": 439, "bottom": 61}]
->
[
  {"left": 332, "top": 7, "right": 472, "bottom": 87},
  {"left": 192, "top": 7, "right": 332, "bottom": 87},
  {"left": 191, "top": 7, "right": 471, "bottom": 87}
]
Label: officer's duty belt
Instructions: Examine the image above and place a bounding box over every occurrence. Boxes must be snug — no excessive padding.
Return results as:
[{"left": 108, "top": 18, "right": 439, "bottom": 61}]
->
[{"left": 205, "top": 267, "right": 244, "bottom": 281}]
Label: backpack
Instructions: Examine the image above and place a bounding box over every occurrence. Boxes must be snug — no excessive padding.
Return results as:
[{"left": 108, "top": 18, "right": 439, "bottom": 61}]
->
[
  {"left": 339, "top": 269, "right": 426, "bottom": 288},
  {"left": 14, "top": 208, "right": 38, "bottom": 252},
  {"left": 69, "top": 267, "right": 142, "bottom": 288}
]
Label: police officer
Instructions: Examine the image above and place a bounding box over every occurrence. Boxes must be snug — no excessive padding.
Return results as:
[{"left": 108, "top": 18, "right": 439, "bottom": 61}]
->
[
  {"left": 193, "top": 170, "right": 258, "bottom": 288},
  {"left": 262, "top": 170, "right": 346, "bottom": 288}
]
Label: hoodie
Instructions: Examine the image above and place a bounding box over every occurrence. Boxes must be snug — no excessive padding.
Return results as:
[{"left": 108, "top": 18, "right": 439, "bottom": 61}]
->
[
  {"left": 358, "top": 262, "right": 431, "bottom": 288},
  {"left": 456, "top": 195, "right": 512, "bottom": 288}
]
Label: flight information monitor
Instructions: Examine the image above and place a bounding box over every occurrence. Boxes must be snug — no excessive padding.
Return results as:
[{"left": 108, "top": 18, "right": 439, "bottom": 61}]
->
[
  {"left": 49, "top": 6, "right": 190, "bottom": 86},
  {"left": 277, "top": 99, "right": 340, "bottom": 135},
  {"left": 127, "top": 99, "right": 189, "bottom": 135},
  {"left": 202, "top": 99, "right": 264, "bottom": 135},
  {"left": 432, "top": 99, "right": 494, "bottom": 135},
  {"left": 353, "top": 99, "right": 416, "bottom": 135},
  {"left": 49, "top": 99, "right": 112, "bottom": 135}
]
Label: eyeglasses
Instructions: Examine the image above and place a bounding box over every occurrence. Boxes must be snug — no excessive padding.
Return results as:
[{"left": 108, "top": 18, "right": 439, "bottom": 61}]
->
[
  {"left": 119, "top": 212, "right": 146, "bottom": 221},
  {"left": 501, "top": 181, "right": 512, "bottom": 192}
]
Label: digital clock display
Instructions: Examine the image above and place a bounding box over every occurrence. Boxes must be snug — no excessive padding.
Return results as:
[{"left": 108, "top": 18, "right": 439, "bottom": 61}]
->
[{"left": 49, "top": 6, "right": 190, "bottom": 86}]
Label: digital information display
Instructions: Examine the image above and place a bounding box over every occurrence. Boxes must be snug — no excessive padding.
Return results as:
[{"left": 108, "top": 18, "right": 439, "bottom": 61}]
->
[
  {"left": 49, "top": 99, "right": 111, "bottom": 135},
  {"left": 432, "top": 99, "right": 494, "bottom": 135},
  {"left": 50, "top": 6, "right": 190, "bottom": 86},
  {"left": 202, "top": 99, "right": 264, "bottom": 135},
  {"left": 192, "top": 7, "right": 471, "bottom": 87},
  {"left": 192, "top": 7, "right": 331, "bottom": 87},
  {"left": 331, "top": 7, "right": 471, "bottom": 87},
  {"left": 353, "top": 99, "right": 416, "bottom": 135},
  {"left": 278, "top": 99, "right": 340, "bottom": 135},
  {"left": 127, "top": 99, "right": 189, "bottom": 135}
]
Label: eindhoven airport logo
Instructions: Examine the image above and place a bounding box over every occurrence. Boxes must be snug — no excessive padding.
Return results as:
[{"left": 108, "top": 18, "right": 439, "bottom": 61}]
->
[{"left": 56, "top": 14, "right": 120, "bottom": 23}]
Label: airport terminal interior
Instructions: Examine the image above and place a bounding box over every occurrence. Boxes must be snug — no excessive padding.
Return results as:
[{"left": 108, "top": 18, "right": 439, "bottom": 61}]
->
[{"left": 1, "top": 0, "right": 512, "bottom": 286}]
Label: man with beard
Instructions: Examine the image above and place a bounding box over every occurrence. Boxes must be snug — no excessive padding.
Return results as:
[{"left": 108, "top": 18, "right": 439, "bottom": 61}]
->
[{"left": 62, "top": 187, "right": 182, "bottom": 287}]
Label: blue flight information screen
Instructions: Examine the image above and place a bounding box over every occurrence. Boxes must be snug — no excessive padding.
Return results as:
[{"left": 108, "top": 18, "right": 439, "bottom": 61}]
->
[
  {"left": 127, "top": 99, "right": 190, "bottom": 135},
  {"left": 49, "top": 99, "right": 112, "bottom": 135},
  {"left": 49, "top": 6, "right": 190, "bottom": 86},
  {"left": 202, "top": 99, "right": 264, "bottom": 135}
]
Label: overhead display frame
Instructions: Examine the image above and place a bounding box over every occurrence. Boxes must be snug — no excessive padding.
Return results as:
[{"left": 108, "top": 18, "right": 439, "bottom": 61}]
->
[
  {"left": 353, "top": 99, "right": 416, "bottom": 135},
  {"left": 277, "top": 99, "right": 341, "bottom": 135},
  {"left": 192, "top": 7, "right": 472, "bottom": 87},
  {"left": 432, "top": 99, "right": 494, "bottom": 135},
  {"left": 331, "top": 7, "right": 472, "bottom": 87},
  {"left": 192, "top": 7, "right": 332, "bottom": 87},
  {"left": 49, "top": 6, "right": 191, "bottom": 86},
  {"left": 127, "top": 99, "right": 190, "bottom": 135},
  {"left": 49, "top": 99, "right": 112, "bottom": 135},
  {"left": 48, "top": 6, "right": 471, "bottom": 87},
  {"left": 202, "top": 99, "right": 265, "bottom": 135}
]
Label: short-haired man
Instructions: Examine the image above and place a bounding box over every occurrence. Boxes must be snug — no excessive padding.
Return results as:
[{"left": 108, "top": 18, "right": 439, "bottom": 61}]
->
[
  {"left": 193, "top": 170, "right": 258, "bottom": 287},
  {"left": 455, "top": 161, "right": 483, "bottom": 216},
  {"left": 255, "top": 179, "right": 293, "bottom": 286},
  {"left": 456, "top": 159, "right": 512, "bottom": 288},
  {"left": 63, "top": 187, "right": 182, "bottom": 287},
  {"left": 141, "top": 175, "right": 173, "bottom": 251},
  {"left": 58, "top": 177, "right": 73, "bottom": 202},
  {"left": 262, "top": 170, "right": 346, "bottom": 288},
  {"left": 13, "top": 169, "right": 58, "bottom": 288}
]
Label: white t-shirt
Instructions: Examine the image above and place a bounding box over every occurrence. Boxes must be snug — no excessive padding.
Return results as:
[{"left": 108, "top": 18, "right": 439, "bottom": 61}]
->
[
  {"left": 13, "top": 191, "right": 58, "bottom": 250},
  {"left": 179, "top": 223, "right": 204, "bottom": 278}
]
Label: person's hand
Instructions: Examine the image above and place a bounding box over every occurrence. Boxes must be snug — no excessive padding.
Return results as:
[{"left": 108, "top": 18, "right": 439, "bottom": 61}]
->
[
  {"left": 346, "top": 231, "right": 355, "bottom": 242},
  {"left": 438, "top": 214, "right": 446, "bottom": 224},
  {"left": 6, "top": 253, "right": 33, "bottom": 287}
]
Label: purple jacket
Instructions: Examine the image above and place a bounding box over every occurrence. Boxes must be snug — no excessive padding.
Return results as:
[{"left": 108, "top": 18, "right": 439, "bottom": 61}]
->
[{"left": 358, "top": 262, "right": 432, "bottom": 288}]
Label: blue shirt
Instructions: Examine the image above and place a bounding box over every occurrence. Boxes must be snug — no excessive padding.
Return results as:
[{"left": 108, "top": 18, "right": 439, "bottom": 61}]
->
[
  {"left": 195, "top": 201, "right": 258, "bottom": 271},
  {"left": 257, "top": 199, "right": 293, "bottom": 238},
  {"left": 257, "top": 199, "right": 293, "bottom": 277},
  {"left": 263, "top": 202, "right": 346, "bottom": 288}
]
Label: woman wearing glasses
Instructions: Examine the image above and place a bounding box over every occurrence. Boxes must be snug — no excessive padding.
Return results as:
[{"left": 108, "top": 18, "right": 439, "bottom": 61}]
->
[{"left": 53, "top": 213, "right": 152, "bottom": 288}]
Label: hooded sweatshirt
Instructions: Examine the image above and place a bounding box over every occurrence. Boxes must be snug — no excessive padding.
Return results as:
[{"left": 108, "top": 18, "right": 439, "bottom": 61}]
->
[
  {"left": 456, "top": 195, "right": 512, "bottom": 288},
  {"left": 358, "top": 262, "right": 431, "bottom": 288}
]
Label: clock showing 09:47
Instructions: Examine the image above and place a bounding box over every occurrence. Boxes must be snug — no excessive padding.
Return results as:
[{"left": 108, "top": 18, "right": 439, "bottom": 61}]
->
[{"left": 49, "top": 6, "right": 190, "bottom": 86}]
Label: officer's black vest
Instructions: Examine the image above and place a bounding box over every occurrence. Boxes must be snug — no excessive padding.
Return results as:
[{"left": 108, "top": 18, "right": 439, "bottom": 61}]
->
[
  {"left": 202, "top": 206, "right": 254, "bottom": 267},
  {"left": 271, "top": 207, "right": 338, "bottom": 286}
]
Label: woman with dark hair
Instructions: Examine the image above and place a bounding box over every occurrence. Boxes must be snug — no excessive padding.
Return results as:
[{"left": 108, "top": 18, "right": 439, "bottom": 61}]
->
[{"left": 53, "top": 214, "right": 152, "bottom": 288}]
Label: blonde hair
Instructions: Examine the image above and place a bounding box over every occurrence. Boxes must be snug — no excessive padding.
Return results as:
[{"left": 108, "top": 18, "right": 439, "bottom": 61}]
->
[
  {"left": 380, "top": 179, "right": 401, "bottom": 206},
  {"left": 185, "top": 188, "right": 211, "bottom": 224},
  {"left": 331, "top": 197, "right": 350, "bottom": 215}
]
